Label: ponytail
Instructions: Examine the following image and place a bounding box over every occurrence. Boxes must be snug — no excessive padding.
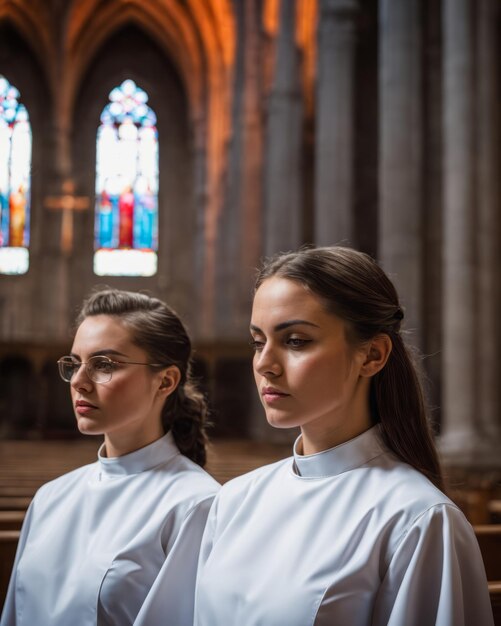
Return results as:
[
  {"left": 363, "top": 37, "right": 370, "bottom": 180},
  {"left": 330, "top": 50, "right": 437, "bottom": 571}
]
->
[
  {"left": 372, "top": 333, "right": 444, "bottom": 491},
  {"left": 162, "top": 381, "right": 209, "bottom": 467}
]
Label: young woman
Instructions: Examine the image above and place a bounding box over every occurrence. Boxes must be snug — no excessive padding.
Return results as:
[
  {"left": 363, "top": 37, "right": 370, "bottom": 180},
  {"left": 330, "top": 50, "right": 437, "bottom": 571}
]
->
[
  {"left": 1, "top": 289, "right": 219, "bottom": 626},
  {"left": 194, "top": 246, "right": 493, "bottom": 626}
]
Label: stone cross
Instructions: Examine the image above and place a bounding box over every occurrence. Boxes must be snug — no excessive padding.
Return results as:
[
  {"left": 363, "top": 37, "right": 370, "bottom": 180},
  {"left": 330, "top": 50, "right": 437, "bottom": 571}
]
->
[{"left": 44, "top": 179, "right": 90, "bottom": 254}]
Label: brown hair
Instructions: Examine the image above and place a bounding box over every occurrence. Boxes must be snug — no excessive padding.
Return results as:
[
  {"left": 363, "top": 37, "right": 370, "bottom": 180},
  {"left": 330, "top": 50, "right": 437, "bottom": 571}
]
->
[
  {"left": 255, "top": 246, "right": 444, "bottom": 490},
  {"left": 77, "top": 289, "right": 208, "bottom": 466}
]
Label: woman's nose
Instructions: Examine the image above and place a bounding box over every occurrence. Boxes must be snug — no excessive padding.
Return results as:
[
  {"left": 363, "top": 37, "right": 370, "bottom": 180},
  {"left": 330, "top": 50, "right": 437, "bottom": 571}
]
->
[
  {"left": 254, "top": 344, "right": 282, "bottom": 378},
  {"left": 70, "top": 363, "right": 93, "bottom": 391}
]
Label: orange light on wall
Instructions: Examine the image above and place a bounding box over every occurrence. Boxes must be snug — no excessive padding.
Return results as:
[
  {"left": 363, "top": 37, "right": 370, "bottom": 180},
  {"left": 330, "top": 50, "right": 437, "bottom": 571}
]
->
[
  {"left": 296, "top": 0, "right": 318, "bottom": 117},
  {"left": 263, "top": 0, "right": 281, "bottom": 37}
]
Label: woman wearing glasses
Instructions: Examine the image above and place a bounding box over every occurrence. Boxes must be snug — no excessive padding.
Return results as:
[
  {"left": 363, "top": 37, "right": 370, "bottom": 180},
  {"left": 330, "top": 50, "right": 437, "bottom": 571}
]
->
[
  {"left": 1, "top": 289, "right": 219, "bottom": 626},
  {"left": 194, "top": 247, "right": 493, "bottom": 626}
]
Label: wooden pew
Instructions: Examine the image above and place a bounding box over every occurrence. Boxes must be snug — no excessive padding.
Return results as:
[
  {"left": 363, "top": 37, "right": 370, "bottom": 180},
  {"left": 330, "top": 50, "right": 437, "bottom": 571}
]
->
[
  {"left": 489, "top": 500, "right": 501, "bottom": 524},
  {"left": 0, "top": 496, "right": 32, "bottom": 511},
  {"left": 0, "top": 510, "right": 25, "bottom": 531},
  {"left": 0, "top": 530, "right": 20, "bottom": 608},
  {"left": 475, "top": 526, "right": 501, "bottom": 625},
  {"left": 489, "top": 582, "right": 501, "bottom": 626},
  {"left": 0, "top": 485, "right": 38, "bottom": 497},
  {"left": 475, "top": 525, "right": 501, "bottom": 581},
  {"left": 449, "top": 487, "right": 491, "bottom": 525}
]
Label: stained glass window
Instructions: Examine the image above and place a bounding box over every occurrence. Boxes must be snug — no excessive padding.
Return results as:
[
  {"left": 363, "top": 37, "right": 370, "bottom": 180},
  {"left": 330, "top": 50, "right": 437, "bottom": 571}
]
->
[
  {"left": 0, "top": 75, "right": 31, "bottom": 275},
  {"left": 94, "top": 79, "right": 158, "bottom": 276}
]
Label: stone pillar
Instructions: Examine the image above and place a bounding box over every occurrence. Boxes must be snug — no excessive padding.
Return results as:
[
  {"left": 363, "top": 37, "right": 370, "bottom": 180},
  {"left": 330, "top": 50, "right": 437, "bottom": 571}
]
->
[
  {"left": 264, "top": 0, "right": 302, "bottom": 255},
  {"left": 378, "top": 0, "right": 423, "bottom": 347},
  {"left": 215, "top": 0, "right": 264, "bottom": 336},
  {"left": 422, "top": 0, "right": 443, "bottom": 424},
  {"left": 476, "top": 0, "right": 501, "bottom": 446},
  {"left": 440, "top": 0, "right": 499, "bottom": 466},
  {"left": 214, "top": 2, "right": 247, "bottom": 336},
  {"left": 237, "top": 0, "right": 264, "bottom": 317},
  {"left": 314, "top": 0, "right": 358, "bottom": 247}
]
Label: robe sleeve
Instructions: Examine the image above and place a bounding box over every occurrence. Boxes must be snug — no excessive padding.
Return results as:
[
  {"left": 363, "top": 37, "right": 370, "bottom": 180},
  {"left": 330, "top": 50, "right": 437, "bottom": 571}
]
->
[
  {"left": 131, "top": 495, "right": 215, "bottom": 626},
  {"left": 195, "top": 495, "right": 218, "bottom": 569},
  {"left": 371, "top": 504, "right": 494, "bottom": 626},
  {"left": 0, "top": 501, "right": 35, "bottom": 626}
]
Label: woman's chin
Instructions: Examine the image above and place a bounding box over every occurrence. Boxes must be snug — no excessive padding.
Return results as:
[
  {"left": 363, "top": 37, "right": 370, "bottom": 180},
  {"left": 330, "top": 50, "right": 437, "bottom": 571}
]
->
[
  {"left": 76, "top": 417, "right": 102, "bottom": 436},
  {"left": 265, "top": 411, "right": 297, "bottom": 430}
]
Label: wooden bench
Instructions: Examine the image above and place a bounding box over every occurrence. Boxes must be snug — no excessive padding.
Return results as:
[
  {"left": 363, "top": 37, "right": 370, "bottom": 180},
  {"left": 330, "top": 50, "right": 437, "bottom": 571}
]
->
[
  {"left": 449, "top": 487, "right": 491, "bottom": 525},
  {"left": 474, "top": 526, "right": 501, "bottom": 624},
  {"left": 0, "top": 510, "right": 25, "bottom": 531},
  {"left": 475, "top": 525, "right": 501, "bottom": 581},
  {"left": 0, "top": 530, "right": 20, "bottom": 608},
  {"left": 489, "top": 500, "right": 501, "bottom": 524},
  {"left": 489, "top": 582, "right": 501, "bottom": 625},
  {"left": 0, "top": 496, "right": 32, "bottom": 510},
  {"left": 0, "top": 485, "right": 39, "bottom": 497}
]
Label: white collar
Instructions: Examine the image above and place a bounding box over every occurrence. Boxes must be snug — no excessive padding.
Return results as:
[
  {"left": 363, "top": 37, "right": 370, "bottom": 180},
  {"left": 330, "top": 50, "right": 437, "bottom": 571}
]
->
[
  {"left": 293, "top": 425, "right": 385, "bottom": 478},
  {"left": 97, "top": 431, "right": 179, "bottom": 477}
]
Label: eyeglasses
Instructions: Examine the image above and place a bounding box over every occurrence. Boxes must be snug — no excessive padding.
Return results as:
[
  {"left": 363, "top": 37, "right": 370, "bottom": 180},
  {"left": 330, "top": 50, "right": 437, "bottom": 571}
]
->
[{"left": 57, "top": 355, "right": 165, "bottom": 384}]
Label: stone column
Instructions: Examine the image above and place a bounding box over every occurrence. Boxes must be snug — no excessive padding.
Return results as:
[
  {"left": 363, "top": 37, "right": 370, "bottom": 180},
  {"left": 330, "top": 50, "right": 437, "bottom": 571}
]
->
[
  {"left": 314, "top": 0, "right": 358, "bottom": 247},
  {"left": 215, "top": 0, "right": 264, "bottom": 336},
  {"left": 378, "top": 0, "right": 423, "bottom": 347},
  {"left": 264, "top": 0, "right": 302, "bottom": 255},
  {"left": 422, "top": 0, "right": 443, "bottom": 424},
  {"left": 476, "top": 0, "right": 501, "bottom": 446},
  {"left": 237, "top": 0, "right": 264, "bottom": 316},
  {"left": 440, "top": 0, "right": 499, "bottom": 466}
]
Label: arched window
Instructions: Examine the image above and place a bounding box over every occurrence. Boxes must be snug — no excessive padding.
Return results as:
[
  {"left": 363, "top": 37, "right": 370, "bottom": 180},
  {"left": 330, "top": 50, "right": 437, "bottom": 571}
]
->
[
  {"left": 94, "top": 79, "right": 159, "bottom": 276},
  {"left": 0, "top": 75, "right": 31, "bottom": 275}
]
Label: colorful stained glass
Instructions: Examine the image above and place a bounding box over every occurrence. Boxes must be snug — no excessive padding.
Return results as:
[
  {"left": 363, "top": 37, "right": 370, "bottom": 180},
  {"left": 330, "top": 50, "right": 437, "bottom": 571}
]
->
[
  {"left": 94, "top": 79, "right": 158, "bottom": 276},
  {"left": 0, "top": 75, "right": 31, "bottom": 274}
]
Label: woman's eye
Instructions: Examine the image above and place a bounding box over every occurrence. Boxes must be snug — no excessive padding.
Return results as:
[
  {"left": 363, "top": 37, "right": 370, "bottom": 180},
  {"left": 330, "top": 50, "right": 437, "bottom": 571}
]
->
[
  {"left": 249, "top": 339, "right": 265, "bottom": 352},
  {"left": 286, "top": 337, "right": 311, "bottom": 349},
  {"left": 94, "top": 359, "right": 115, "bottom": 372}
]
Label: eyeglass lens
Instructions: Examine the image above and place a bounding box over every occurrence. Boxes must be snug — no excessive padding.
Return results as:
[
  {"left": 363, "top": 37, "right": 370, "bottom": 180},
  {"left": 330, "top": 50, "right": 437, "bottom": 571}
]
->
[{"left": 58, "top": 356, "right": 115, "bottom": 383}]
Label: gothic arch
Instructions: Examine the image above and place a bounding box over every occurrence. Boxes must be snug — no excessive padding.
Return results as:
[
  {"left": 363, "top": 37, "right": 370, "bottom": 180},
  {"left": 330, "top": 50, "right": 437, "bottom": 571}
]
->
[
  {"left": 70, "top": 23, "right": 196, "bottom": 323},
  {"left": 0, "top": 1, "right": 54, "bottom": 88},
  {"left": 62, "top": 0, "right": 236, "bottom": 331}
]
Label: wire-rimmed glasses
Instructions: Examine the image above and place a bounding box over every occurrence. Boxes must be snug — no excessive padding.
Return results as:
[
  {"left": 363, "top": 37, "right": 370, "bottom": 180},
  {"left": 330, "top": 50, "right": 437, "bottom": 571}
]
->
[{"left": 57, "top": 355, "right": 165, "bottom": 384}]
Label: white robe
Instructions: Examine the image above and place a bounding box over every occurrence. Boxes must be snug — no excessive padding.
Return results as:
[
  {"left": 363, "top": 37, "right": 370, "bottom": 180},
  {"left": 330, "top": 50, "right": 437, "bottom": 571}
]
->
[
  {"left": 194, "top": 426, "right": 493, "bottom": 626},
  {"left": 1, "top": 432, "right": 219, "bottom": 626}
]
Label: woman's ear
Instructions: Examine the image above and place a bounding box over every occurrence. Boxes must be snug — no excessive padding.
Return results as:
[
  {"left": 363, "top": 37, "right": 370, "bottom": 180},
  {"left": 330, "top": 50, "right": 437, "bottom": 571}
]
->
[
  {"left": 158, "top": 365, "right": 181, "bottom": 397},
  {"left": 360, "top": 334, "right": 392, "bottom": 378}
]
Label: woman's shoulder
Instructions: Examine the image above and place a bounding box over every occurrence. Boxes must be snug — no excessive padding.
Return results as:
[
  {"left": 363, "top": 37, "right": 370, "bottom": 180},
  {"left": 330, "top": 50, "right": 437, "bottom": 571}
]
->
[
  {"left": 27, "top": 461, "right": 97, "bottom": 516},
  {"left": 214, "top": 456, "right": 292, "bottom": 503},
  {"left": 364, "top": 454, "right": 470, "bottom": 546},
  {"left": 370, "top": 452, "right": 454, "bottom": 510},
  {"left": 161, "top": 453, "right": 221, "bottom": 500},
  {"left": 37, "top": 461, "right": 97, "bottom": 494}
]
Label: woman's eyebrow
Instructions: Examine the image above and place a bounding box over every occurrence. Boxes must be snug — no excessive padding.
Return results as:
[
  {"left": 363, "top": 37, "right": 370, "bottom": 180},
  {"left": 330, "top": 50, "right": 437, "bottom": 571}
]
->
[
  {"left": 250, "top": 319, "right": 319, "bottom": 333},
  {"left": 69, "top": 349, "right": 128, "bottom": 359},
  {"left": 91, "top": 349, "right": 128, "bottom": 358}
]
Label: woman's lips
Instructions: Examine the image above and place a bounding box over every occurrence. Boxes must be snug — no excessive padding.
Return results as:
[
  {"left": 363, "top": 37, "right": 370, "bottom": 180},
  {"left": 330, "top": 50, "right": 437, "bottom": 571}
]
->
[
  {"left": 75, "top": 401, "right": 98, "bottom": 415},
  {"left": 261, "top": 387, "right": 290, "bottom": 404}
]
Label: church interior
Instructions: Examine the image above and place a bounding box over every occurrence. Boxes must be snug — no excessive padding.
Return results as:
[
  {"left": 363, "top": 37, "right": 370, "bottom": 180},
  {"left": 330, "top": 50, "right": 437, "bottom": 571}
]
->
[{"left": 1, "top": 0, "right": 501, "bottom": 616}]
